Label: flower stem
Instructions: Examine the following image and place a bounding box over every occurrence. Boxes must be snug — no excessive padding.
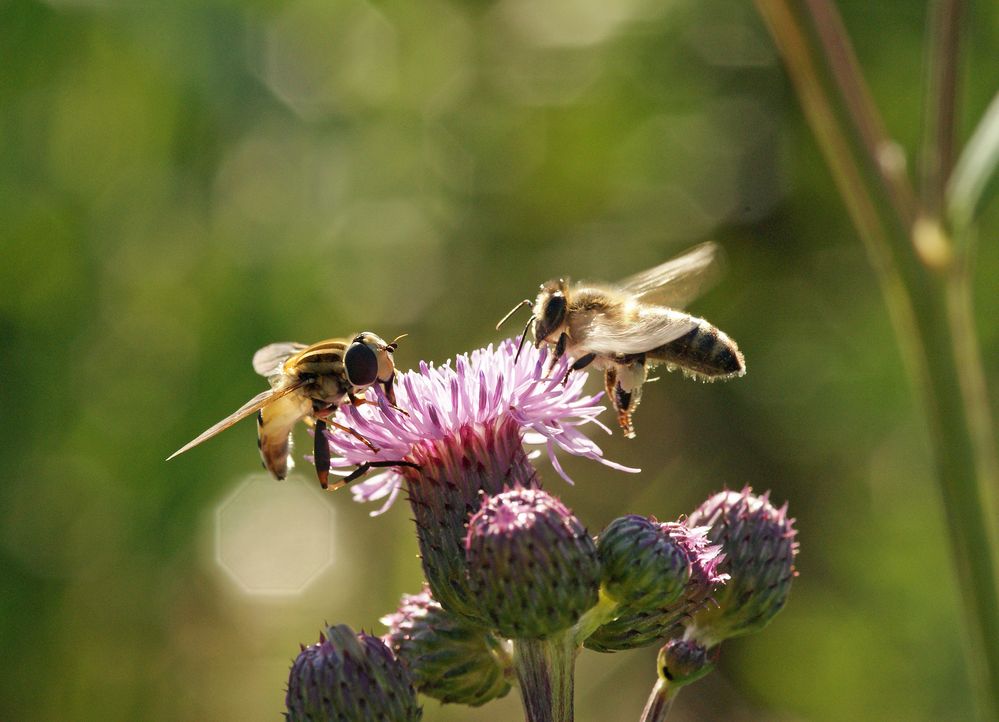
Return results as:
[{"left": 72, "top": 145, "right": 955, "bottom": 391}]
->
[
  {"left": 572, "top": 587, "right": 619, "bottom": 646},
  {"left": 921, "top": 0, "right": 963, "bottom": 217},
  {"left": 512, "top": 631, "right": 576, "bottom": 722},
  {"left": 639, "top": 679, "right": 676, "bottom": 722}
]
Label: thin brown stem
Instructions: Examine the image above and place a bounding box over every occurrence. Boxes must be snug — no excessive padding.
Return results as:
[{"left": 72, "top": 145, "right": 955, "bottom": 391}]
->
[
  {"left": 921, "top": 0, "right": 963, "bottom": 217},
  {"left": 804, "top": 0, "right": 918, "bottom": 229}
]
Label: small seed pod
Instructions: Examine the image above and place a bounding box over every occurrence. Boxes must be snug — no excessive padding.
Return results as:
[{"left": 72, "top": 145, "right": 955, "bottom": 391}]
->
[
  {"left": 658, "top": 638, "right": 717, "bottom": 688},
  {"left": 597, "top": 515, "right": 692, "bottom": 610},
  {"left": 465, "top": 487, "right": 600, "bottom": 639},
  {"left": 285, "top": 624, "right": 422, "bottom": 722},
  {"left": 382, "top": 586, "right": 512, "bottom": 706},
  {"left": 686, "top": 488, "right": 798, "bottom": 645}
]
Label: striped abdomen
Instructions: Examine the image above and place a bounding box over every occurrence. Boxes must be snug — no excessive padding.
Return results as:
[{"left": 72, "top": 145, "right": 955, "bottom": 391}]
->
[
  {"left": 647, "top": 319, "right": 745, "bottom": 381},
  {"left": 257, "top": 392, "right": 312, "bottom": 480}
]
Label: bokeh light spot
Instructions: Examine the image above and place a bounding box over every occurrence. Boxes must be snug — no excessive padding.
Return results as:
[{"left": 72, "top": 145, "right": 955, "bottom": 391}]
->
[{"left": 214, "top": 475, "right": 334, "bottom": 595}]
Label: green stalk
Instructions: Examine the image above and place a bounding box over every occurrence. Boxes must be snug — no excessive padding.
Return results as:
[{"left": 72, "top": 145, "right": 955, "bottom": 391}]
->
[
  {"left": 512, "top": 631, "right": 576, "bottom": 722},
  {"left": 639, "top": 679, "right": 676, "bottom": 722},
  {"left": 755, "top": 2, "right": 999, "bottom": 718}
]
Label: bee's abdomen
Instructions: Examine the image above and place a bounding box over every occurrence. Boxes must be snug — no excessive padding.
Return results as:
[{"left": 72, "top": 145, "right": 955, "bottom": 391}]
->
[{"left": 648, "top": 321, "right": 745, "bottom": 381}]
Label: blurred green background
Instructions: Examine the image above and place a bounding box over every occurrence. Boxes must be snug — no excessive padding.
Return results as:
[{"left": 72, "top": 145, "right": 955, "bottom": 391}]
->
[{"left": 2, "top": 0, "right": 998, "bottom": 720}]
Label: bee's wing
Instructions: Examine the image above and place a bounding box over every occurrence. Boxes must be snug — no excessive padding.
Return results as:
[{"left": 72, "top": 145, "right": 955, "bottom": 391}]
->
[
  {"left": 617, "top": 242, "right": 725, "bottom": 308},
  {"left": 252, "top": 342, "right": 307, "bottom": 383},
  {"left": 166, "top": 383, "right": 305, "bottom": 461},
  {"left": 580, "top": 305, "right": 699, "bottom": 356}
]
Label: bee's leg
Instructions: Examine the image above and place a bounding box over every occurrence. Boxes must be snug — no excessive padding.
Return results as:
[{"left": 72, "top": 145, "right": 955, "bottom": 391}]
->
[
  {"left": 313, "top": 419, "right": 331, "bottom": 489},
  {"left": 605, "top": 362, "right": 646, "bottom": 439},
  {"left": 321, "top": 418, "right": 380, "bottom": 453},
  {"left": 327, "top": 460, "right": 422, "bottom": 491},
  {"left": 546, "top": 333, "right": 569, "bottom": 376},
  {"left": 560, "top": 353, "right": 597, "bottom": 386}
]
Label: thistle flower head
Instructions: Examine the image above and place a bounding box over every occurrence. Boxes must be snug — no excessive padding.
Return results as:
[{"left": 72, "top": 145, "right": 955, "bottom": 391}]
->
[
  {"left": 326, "top": 340, "right": 636, "bottom": 514},
  {"left": 324, "top": 341, "right": 633, "bottom": 625},
  {"left": 381, "top": 586, "right": 512, "bottom": 707},
  {"left": 285, "top": 624, "right": 421, "bottom": 722},
  {"left": 465, "top": 487, "right": 601, "bottom": 639},
  {"left": 686, "top": 487, "right": 798, "bottom": 646},
  {"left": 585, "top": 522, "right": 727, "bottom": 653}
]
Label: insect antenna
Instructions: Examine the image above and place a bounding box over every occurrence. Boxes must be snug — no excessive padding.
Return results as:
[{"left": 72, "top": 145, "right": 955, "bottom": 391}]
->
[
  {"left": 496, "top": 299, "right": 532, "bottom": 331},
  {"left": 513, "top": 315, "right": 534, "bottom": 363},
  {"left": 386, "top": 333, "right": 408, "bottom": 352}
]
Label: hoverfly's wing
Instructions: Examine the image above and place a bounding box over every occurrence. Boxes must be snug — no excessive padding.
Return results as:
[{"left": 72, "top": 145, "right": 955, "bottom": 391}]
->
[
  {"left": 579, "top": 305, "right": 699, "bottom": 356},
  {"left": 166, "top": 383, "right": 306, "bottom": 461},
  {"left": 252, "top": 342, "right": 307, "bottom": 384},
  {"left": 617, "top": 242, "right": 725, "bottom": 309}
]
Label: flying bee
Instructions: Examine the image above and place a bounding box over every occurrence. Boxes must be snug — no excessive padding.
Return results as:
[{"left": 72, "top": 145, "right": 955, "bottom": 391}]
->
[
  {"left": 167, "top": 332, "right": 418, "bottom": 489},
  {"left": 498, "top": 242, "right": 745, "bottom": 438}
]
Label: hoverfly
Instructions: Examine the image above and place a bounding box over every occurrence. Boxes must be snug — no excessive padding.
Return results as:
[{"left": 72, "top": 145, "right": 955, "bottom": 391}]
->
[
  {"left": 168, "top": 332, "right": 418, "bottom": 489},
  {"left": 498, "top": 242, "right": 745, "bottom": 438}
]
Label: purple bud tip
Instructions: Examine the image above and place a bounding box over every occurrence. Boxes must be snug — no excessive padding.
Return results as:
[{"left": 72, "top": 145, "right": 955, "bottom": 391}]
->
[
  {"left": 686, "top": 487, "right": 799, "bottom": 645},
  {"left": 285, "top": 624, "right": 422, "bottom": 722},
  {"left": 382, "top": 585, "right": 512, "bottom": 706},
  {"left": 465, "top": 487, "right": 600, "bottom": 639}
]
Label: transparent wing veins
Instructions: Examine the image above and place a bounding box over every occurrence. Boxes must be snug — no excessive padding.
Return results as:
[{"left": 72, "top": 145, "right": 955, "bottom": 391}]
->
[
  {"left": 166, "top": 382, "right": 306, "bottom": 460},
  {"left": 579, "top": 306, "right": 699, "bottom": 355},
  {"left": 252, "top": 342, "right": 306, "bottom": 381},
  {"left": 617, "top": 241, "right": 725, "bottom": 308}
]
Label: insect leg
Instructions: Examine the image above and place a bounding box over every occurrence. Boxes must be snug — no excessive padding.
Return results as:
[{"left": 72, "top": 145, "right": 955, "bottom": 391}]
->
[
  {"left": 560, "top": 352, "right": 597, "bottom": 386},
  {"left": 378, "top": 376, "right": 410, "bottom": 416},
  {"left": 321, "top": 418, "right": 381, "bottom": 453},
  {"left": 327, "top": 460, "right": 422, "bottom": 491},
  {"left": 604, "top": 365, "right": 638, "bottom": 439},
  {"left": 546, "top": 332, "right": 569, "bottom": 376},
  {"left": 381, "top": 375, "right": 397, "bottom": 407},
  {"left": 347, "top": 389, "right": 377, "bottom": 407},
  {"left": 313, "top": 419, "right": 332, "bottom": 489}
]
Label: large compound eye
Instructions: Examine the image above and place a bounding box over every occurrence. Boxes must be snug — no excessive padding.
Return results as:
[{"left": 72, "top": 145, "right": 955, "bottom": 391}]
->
[
  {"left": 344, "top": 342, "right": 379, "bottom": 386},
  {"left": 542, "top": 294, "right": 567, "bottom": 332}
]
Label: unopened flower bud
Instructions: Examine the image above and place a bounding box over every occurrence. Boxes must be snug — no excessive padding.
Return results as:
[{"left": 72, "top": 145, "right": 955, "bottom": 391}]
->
[
  {"left": 465, "top": 487, "right": 600, "bottom": 638},
  {"left": 597, "top": 515, "right": 691, "bottom": 610},
  {"left": 686, "top": 488, "right": 798, "bottom": 645},
  {"left": 382, "top": 586, "right": 512, "bottom": 706},
  {"left": 585, "top": 524, "right": 726, "bottom": 653},
  {"left": 658, "top": 638, "right": 717, "bottom": 687},
  {"left": 285, "top": 624, "right": 421, "bottom": 722}
]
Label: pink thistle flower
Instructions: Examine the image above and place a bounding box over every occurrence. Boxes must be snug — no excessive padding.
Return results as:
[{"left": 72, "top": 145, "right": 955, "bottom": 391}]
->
[
  {"left": 325, "top": 339, "right": 637, "bottom": 515},
  {"left": 324, "top": 339, "right": 636, "bottom": 624}
]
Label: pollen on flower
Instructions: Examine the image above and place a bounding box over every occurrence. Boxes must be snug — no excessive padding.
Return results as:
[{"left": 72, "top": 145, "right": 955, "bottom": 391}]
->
[{"left": 324, "top": 339, "right": 638, "bottom": 514}]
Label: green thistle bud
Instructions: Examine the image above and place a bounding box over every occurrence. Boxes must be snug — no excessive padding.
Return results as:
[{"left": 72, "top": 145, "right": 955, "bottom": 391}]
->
[
  {"left": 285, "top": 624, "right": 422, "bottom": 722},
  {"left": 465, "top": 487, "right": 600, "bottom": 639},
  {"left": 585, "top": 524, "right": 726, "bottom": 653},
  {"left": 597, "top": 515, "right": 691, "bottom": 610},
  {"left": 686, "top": 487, "right": 798, "bottom": 645},
  {"left": 658, "top": 638, "right": 717, "bottom": 688},
  {"left": 381, "top": 586, "right": 512, "bottom": 706}
]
